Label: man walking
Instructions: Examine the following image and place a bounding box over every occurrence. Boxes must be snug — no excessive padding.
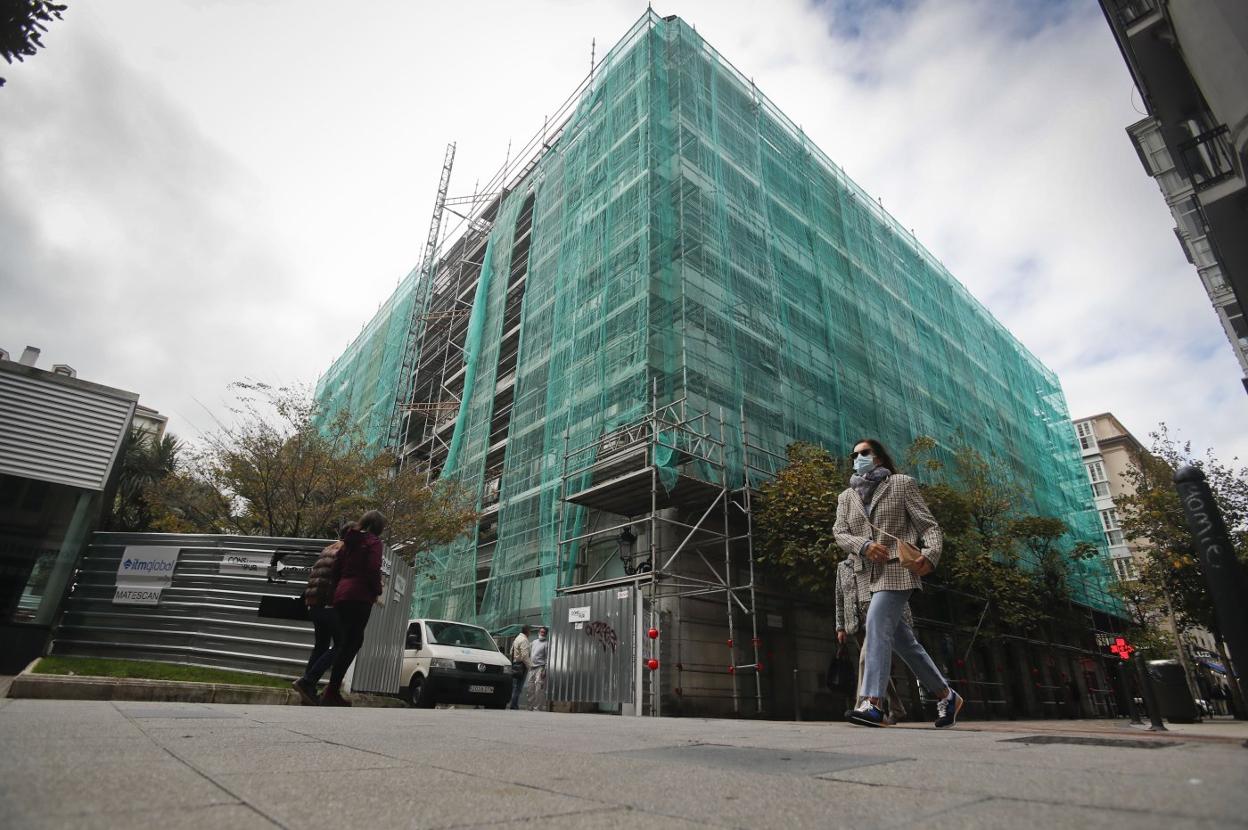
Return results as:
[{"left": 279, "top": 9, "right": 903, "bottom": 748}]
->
[
  {"left": 525, "top": 626, "right": 549, "bottom": 711},
  {"left": 509, "top": 625, "right": 532, "bottom": 710}
]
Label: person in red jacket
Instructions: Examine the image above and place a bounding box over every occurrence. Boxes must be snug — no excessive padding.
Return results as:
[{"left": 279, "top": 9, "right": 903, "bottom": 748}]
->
[{"left": 322, "top": 510, "right": 387, "bottom": 707}]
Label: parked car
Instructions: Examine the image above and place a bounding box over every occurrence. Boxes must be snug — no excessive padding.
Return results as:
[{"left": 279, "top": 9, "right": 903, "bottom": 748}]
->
[{"left": 401, "top": 618, "right": 511, "bottom": 709}]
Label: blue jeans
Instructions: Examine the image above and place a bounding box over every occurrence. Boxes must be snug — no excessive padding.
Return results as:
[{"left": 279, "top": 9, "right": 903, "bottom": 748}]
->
[
  {"left": 860, "top": 590, "right": 947, "bottom": 700},
  {"left": 510, "top": 668, "right": 527, "bottom": 709},
  {"left": 301, "top": 606, "right": 343, "bottom": 686}
]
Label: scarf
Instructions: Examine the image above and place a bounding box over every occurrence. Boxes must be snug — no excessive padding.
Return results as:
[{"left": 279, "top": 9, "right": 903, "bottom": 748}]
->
[{"left": 849, "top": 465, "right": 891, "bottom": 508}]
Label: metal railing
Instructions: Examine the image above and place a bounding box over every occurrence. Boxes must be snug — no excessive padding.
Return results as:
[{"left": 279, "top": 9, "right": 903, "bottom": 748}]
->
[
  {"left": 1109, "top": 0, "right": 1161, "bottom": 29},
  {"left": 1178, "top": 125, "right": 1237, "bottom": 191}
]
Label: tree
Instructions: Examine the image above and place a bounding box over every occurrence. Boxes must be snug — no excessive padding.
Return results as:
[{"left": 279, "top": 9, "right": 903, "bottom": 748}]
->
[
  {"left": 146, "top": 382, "right": 480, "bottom": 570},
  {"left": 102, "top": 429, "right": 180, "bottom": 532},
  {"left": 1, "top": 0, "right": 66, "bottom": 87},
  {"left": 753, "top": 436, "right": 1098, "bottom": 637},
  {"left": 753, "top": 442, "right": 846, "bottom": 594},
  {"left": 1114, "top": 423, "right": 1248, "bottom": 714},
  {"left": 1115, "top": 424, "right": 1248, "bottom": 639}
]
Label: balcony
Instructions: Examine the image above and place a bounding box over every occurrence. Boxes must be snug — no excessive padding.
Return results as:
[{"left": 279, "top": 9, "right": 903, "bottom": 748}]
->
[
  {"left": 1178, "top": 125, "right": 1237, "bottom": 191},
  {"left": 1108, "top": 0, "right": 1162, "bottom": 31}
]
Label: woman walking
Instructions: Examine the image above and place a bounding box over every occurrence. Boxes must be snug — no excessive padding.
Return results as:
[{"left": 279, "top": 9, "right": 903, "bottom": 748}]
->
[
  {"left": 323, "top": 510, "right": 387, "bottom": 707},
  {"left": 833, "top": 439, "right": 962, "bottom": 728}
]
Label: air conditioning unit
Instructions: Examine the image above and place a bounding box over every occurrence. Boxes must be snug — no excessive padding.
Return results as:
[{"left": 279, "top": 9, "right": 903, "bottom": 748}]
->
[{"left": 52, "top": 364, "right": 78, "bottom": 378}]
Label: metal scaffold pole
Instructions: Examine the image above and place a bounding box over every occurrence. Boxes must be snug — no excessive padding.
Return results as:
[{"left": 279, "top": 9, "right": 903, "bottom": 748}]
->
[
  {"left": 740, "top": 404, "right": 763, "bottom": 714},
  {"left": 388, "top": 142, "right": 456, "bottom": 460}
]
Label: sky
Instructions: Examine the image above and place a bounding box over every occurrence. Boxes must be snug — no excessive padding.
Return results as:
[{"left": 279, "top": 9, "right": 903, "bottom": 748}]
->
[{"left": 1, "top": 0, "right": 1244, "bottom": 462}]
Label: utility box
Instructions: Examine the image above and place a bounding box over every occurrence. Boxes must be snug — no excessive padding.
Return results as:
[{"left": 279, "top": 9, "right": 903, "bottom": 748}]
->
[{"left": 1147, "top": 659, "right": 1200, "bottom": 724}]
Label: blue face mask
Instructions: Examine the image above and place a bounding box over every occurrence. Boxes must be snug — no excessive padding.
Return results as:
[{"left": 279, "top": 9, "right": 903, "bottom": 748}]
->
[{"left": 853, "top": 453, "right": 874, "bottom": 474}]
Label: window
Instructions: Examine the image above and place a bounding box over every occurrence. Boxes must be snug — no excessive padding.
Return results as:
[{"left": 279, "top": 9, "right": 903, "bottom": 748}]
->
[
  {"left": 1091, "top": 481, "right": 1111, "bottom": 498},
  {"left": 1086, "top": 460, "right": 1107, "bottom": 483},
  {"left": 1112, "top": 557, "right": 1139, "bottom": 581},
  {"left": 1100, "top": 508, "right": 1120, "bottom": 531},
  {"left": 1075, "top": 421, "right": 1097, "bottom": 451},
  {"left": 1173, "top": 197, "right": 1205, "bottom": 239},
  {"left": 1187, "top": 236, "right": 1218, "bottom": 269},
  {"left": 1106, "top": 529, "right": 1125, "bottom": 546}
]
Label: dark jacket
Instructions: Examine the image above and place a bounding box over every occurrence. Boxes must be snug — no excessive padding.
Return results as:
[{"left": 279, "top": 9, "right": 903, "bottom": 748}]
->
[
  {"left": 332, "top": 528, "right": 384, "bottom": 605},
  {"left": 303, "top": 541, "right": 342, "bottom": 607}
]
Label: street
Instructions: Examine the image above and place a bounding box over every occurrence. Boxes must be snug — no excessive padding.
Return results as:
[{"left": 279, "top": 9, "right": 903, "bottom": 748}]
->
[{"left": 1, "top": 698, "right": 1245, "bottom": 829}]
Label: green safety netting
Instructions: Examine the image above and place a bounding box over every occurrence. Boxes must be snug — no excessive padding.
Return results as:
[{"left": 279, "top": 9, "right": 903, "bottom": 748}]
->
[
  {"left": 442, "top": 236, "right": 496, "bottom": 476},
  {"left": 313, "top": 267, "right": 420, "bottom": 454},
  {"left": 314, "top": 10, "right": 1120, "bottom": 627}
]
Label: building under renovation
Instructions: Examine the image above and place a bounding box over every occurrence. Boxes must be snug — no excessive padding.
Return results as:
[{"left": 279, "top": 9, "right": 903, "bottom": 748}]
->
[{"left": 315, "top": 11, "right": 1122, "bottom": 719}]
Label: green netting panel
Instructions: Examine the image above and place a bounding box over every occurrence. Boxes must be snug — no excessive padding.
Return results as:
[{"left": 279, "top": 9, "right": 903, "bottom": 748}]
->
[
  {"left": 442, "top": 236, "right": 496, "bottom": 477},
  {"left": 313, "top": 267, "right": 420, "bottom": 456},
  {"left": 316, "top": 10, "right": 1119, "bottom": 626}
]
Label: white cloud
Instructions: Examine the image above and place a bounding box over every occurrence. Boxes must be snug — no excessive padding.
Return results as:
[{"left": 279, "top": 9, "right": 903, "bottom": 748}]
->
[{"left": 1, "top": 0, "right": 1242, "bottom": 461}]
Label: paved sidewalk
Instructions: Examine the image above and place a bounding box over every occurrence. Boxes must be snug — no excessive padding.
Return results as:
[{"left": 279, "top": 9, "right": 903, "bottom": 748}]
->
[{"left": 1, "top": 699, "right": 1245, "bottom": 829}]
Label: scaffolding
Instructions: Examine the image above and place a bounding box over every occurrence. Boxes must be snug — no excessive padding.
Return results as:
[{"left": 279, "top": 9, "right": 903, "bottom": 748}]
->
[
  {"left": 555, "top": 386, "right": 773, "bottom": 715},
  {"left": 315, "top": 9, "right": 1121, "bottom": 681}
]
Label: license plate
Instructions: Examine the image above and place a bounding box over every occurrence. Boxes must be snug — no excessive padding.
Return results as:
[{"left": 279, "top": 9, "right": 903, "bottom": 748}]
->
[{"left": 468, "top": 685, "right": 493, "bottom": 694}]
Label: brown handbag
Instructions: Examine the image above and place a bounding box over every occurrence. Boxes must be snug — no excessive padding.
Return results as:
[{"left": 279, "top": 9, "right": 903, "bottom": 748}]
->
[
  {"left": 896, "top": 538, "right": 934, "bottom": 578},
  {"left": 868, "top": 523, "right": 933, "bottom": 578}
]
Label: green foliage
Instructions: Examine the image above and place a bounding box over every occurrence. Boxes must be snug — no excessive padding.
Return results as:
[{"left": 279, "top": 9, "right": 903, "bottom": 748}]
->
[
  {"left": 753, "top": 442, "right": 847, "bottom": 593},
  {"left": 147, "top": 381, "right": 480, "bottom": 569},
  {"left": 1115, "top": 423, "right": 1248, "bottom": 640},
  {"left": 0, "top": 0, "right": 66, "bottom": 87},
  {"left": 904, "top": 438, "right": 1100, "bottom": 635},
  {"left": 102, "top": 428, "right": 180, "bottom": 532},
  {"left": 754, "top": 436, "right": 1100, "bottom": 637}
]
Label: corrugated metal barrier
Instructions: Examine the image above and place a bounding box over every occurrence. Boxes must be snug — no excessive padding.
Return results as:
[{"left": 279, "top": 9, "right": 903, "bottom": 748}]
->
[
  {"left": 549, "top": 586, "right": 638, "bottom": 706},
  {"left": 50, "top": 532, "right": 414, "bottom": 691}
]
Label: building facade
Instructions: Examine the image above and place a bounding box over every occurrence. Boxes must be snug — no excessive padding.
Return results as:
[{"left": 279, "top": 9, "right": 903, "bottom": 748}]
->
[
  {"left": 1074, "top": 411, "right": 1231, "bottom": 706},
  {"left": 1100, "top": 0, "right": 1248, "bottom": 391},
  {"left": 1073, "top": 413, "right": 1147, "bottom": 582},
  {"left": 0, "top": 347, "right": 139, "bottom": 672},
  {"left": 317, "top": 12, "right": 1119, "bottom": 717}
]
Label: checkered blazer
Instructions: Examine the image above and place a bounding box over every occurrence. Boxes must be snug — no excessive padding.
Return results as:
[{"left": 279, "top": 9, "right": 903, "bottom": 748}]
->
[{"left": 833, "top": 474, "right": 942, "bottom": 594}]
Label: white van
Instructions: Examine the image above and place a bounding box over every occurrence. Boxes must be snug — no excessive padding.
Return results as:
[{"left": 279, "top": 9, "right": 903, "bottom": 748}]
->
[{"left": 401, "top": 618, "right": 513, "bottom": 708}]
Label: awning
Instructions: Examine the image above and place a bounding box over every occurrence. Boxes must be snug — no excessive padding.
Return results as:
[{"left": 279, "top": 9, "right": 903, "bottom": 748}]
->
[{"left": 1199, "top": 659, "right": 1227, "bottom": 675}]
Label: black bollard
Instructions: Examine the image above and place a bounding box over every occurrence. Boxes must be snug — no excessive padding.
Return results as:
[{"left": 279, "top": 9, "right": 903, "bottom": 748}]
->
[
  {"left": 1125, "top": 666, "right": 1144, "bottom": 725},
  {"left": 1174, "top": 465, "right": 1248, "bottom": 717},
  {"left": 1134, "top": 652, "right": 1167, "bottom": 731}
]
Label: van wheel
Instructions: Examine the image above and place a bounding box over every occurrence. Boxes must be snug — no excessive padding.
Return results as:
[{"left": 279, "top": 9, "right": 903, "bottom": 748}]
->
[{"left": 407, "top": 674, "right": 435, "bottom": 709}]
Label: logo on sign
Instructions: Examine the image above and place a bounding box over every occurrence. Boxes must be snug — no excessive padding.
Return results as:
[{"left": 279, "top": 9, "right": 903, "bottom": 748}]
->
[{"left": 122, "top": 558, "right": 175, "bottom": 573}]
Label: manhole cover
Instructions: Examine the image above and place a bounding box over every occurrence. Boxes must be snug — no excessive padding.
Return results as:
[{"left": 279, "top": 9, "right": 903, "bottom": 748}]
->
[{"left": 1001, "top": 735, "right": 1180, "bottom": 749}]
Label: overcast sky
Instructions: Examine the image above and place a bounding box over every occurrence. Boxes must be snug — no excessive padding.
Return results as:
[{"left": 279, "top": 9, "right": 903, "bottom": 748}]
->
[{"left": 1, "top": 0, "right": 1244, "bottom": 461}]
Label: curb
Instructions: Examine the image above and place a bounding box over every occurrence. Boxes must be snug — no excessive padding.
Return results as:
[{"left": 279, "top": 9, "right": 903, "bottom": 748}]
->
[{"left": 8, "top": 660, "right": 405, "bottom": 708}]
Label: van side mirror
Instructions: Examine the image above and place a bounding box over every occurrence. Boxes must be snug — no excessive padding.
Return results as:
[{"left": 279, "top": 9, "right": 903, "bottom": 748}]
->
[{"left": 405, "top": 634, "right": 422, "bottom": 649}]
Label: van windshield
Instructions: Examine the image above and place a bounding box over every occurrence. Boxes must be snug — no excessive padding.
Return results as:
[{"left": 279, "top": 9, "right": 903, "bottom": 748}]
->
[{"left": 425, "top": 621, "right": 499, "bottom": 652}]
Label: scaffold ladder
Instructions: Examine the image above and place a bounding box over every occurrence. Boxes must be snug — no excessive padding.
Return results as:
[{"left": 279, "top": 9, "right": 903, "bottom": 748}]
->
[{"left": 387, "top": 142, "right": 456, "bottom": 458}]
